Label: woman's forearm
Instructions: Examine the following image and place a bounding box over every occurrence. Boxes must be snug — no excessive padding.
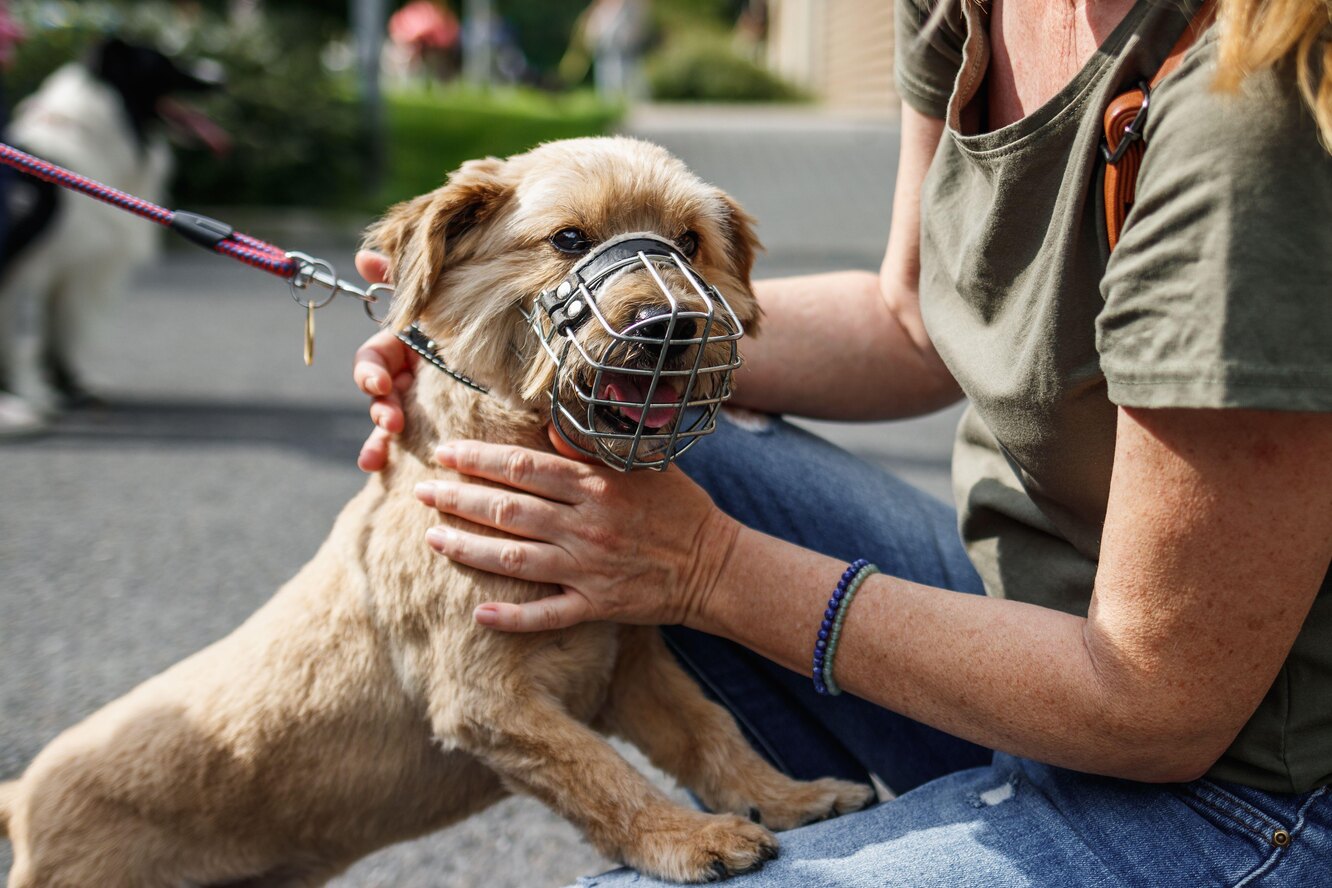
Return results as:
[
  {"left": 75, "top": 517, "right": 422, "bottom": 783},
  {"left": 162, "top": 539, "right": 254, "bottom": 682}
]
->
[
  {"left": 690, "top": 523, "right": 1220, "bottom": 784},
  {"left": 732, "top": 271, "right": 962, "bottom": 420}
]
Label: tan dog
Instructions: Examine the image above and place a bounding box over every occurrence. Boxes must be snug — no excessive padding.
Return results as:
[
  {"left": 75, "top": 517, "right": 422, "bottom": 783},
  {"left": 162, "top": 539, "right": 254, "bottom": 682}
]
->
[{"left": 0, "top": 137, "right": 872, "bottom": 887}]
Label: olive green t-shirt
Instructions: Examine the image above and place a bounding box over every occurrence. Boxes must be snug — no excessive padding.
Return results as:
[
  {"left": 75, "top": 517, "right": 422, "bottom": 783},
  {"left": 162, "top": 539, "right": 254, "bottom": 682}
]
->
[{"left": 896, "top": 0, "right": 1332, "bottom": 793}]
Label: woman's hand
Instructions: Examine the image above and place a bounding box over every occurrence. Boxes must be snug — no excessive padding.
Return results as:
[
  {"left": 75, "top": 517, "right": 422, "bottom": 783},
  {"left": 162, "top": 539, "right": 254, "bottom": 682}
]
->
[
  {"left": 416, "top": 440, "right": 741, "bottom": 632},
  {"left": 352, "top": 251, "right": 418, "bottom": 472}
]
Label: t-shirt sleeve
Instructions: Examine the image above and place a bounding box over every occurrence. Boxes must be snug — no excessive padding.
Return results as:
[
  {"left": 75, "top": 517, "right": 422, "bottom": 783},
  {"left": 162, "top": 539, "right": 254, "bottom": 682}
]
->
[
  {"left": 894, "top": 0, "right": 965, "bottom": 119},
  {"left": 1097, "top": 40, "right": 1332, "bottom": 412}
]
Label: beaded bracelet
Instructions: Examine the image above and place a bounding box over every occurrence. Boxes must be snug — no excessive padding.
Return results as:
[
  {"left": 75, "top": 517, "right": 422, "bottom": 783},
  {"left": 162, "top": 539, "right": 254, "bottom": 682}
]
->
[
  {"left": 823, "top": 564, "right": 879, "bottom": 695},
  {"left": 812, "top": 559, "right": 880, "bottom": 695}
]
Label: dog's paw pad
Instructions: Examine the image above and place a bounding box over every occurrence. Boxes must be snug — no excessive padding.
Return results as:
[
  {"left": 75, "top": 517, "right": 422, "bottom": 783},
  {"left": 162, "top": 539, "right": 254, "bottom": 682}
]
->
[{"left": 629, "top": 812, "right": 778, "bottom": 883}]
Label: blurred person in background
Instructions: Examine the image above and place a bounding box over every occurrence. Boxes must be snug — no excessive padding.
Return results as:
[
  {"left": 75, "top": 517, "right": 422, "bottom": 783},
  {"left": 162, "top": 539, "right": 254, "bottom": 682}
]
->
[
  {"left": 561, "top": 0, "right": 646, "bottom": 101},
  {"left": 351, "top": 0, "right": 1332, "bottom": 883},
  {"left": 387, "top": 0, "right": 461, "bottom": 84}
]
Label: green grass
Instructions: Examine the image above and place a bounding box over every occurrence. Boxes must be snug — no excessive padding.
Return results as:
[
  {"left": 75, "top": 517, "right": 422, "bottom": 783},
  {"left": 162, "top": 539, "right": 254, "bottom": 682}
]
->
[{"left": 381, "top": 86, "right": 624, "bottom": 207}]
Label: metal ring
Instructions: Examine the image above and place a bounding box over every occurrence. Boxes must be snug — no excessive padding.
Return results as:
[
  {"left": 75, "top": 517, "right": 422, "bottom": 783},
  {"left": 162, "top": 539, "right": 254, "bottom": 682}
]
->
[
  {"left": 285, "top": 251, "right": 340, "bottom": 310},
  {"left": 363, "top": 283, "right": 394, "bottom": 324}
]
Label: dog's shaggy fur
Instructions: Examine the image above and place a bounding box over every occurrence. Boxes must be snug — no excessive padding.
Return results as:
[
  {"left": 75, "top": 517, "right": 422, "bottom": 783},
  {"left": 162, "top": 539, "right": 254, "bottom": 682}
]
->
[{"left": 0, "top": 138, "right": 871, "bottom": 887}]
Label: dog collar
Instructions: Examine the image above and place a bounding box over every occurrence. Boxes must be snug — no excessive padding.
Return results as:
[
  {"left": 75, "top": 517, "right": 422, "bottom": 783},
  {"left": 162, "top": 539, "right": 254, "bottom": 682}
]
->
[{"left": 397, "top": 323, "right": 491, "bottom": 395}]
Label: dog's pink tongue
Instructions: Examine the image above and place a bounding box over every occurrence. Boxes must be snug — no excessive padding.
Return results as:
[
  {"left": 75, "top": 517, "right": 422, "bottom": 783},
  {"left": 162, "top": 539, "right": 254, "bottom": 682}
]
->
[
  {"left": 158, "top": 98, "right": 233, "bottom": 156},
  {"left": 599, "top": 374, "right": 681, "bottom": 428}
]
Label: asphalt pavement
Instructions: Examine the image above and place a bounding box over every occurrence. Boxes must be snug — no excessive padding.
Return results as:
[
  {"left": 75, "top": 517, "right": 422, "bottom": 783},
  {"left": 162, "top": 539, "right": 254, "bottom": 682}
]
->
[{"left": 0, "top": 106, "right": 962, "bottom": 886}]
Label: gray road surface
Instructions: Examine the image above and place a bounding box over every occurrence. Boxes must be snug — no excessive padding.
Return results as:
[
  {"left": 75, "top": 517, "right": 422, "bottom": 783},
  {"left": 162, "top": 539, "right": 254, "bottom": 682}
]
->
[{"left": 0, "top": 107, "right": 962, "bottom": 886}]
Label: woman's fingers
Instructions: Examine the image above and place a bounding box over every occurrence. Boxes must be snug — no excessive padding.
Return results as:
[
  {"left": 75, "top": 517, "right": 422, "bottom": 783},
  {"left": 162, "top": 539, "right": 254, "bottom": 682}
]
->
[
  {"left": 351, "top": 253, "right": 415, "bottom": 475},
  {"left": 358, "top": 425, "right": 394, "bottom": 473},
  {"left": 355, "top": 249, "right": 391, "bottom": 285},
  {"left": 425, "top": 525, "right": 570, "bottom": 585},
  {"left": 354, "top": 329, "right": 413, "bottom": 397},
  {"left": 436, "top": 441, "right": 598, "bottom": 505},
  {"left": 369, "top": 395, "right": 404, "bottom": 434},
  {"left": 473, "top": 594, "right": 595, "bottom": 633},
  {"left": 417, "top": 480, "right": 566, "bottom": 541}
]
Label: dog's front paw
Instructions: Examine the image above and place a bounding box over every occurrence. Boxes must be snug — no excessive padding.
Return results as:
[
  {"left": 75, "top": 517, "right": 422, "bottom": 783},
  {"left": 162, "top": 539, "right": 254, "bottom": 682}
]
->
[
  {"left": 624, "top": 810, "right": 778, "bottom": 883},
  {"left": 746, "top": 776, "right": 875, "bottom": 831}
]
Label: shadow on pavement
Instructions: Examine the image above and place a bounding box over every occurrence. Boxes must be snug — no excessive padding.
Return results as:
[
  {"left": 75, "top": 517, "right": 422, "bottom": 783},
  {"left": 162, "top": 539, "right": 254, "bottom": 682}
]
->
[{"left": 6, "top": 398, "right": 372, "bottom": 463}]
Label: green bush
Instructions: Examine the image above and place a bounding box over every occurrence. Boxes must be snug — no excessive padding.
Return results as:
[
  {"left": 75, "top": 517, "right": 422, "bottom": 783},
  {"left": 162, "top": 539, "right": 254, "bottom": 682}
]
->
[
  {"left": 496, "top": 0, "right": 588, "bottom": 82},
  {"left": 651, "top": 0, "right": 739, "bottom": 30},
  {"left": 646, "top": 31, "right": 802, "bottom": 103},
  {"left": 382, "top": 86, "right": 621, "bottom": 206}
]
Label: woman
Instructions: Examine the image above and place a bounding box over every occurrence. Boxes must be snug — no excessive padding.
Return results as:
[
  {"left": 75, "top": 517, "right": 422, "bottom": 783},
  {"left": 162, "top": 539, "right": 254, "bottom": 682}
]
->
[{"left": 352, "top": 0, "right": 1332, "bottom": 883}]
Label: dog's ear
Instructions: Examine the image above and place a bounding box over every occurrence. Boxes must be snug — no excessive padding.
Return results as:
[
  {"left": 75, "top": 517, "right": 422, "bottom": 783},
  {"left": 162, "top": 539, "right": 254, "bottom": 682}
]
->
[
  {"left": 715, "top": 192, "right": 761, "bottom": 292},
  {"left": 364, "top": 157, "right": 510, "bottom": 329},
  {"left": 714, "top": 192, "right": 763, "bottom": 334}
]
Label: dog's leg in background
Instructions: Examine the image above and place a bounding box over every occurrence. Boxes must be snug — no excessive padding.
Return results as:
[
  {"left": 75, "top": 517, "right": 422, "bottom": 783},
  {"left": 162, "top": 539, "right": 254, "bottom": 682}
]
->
[
  {"left": 40, "top": 277, "right": 96, "bottom": 405},
  {"left": 596, "top": 628, "right": 875, "bottom": 830},
  {"left": 40, "top": 263, "right": 128, "bottom": 405},
  {"left": 436, "top": 688, "right": 779, "bottom": 883},
  {"left": 0, "top": 281, "right": 54, "bottom": 411},
  {"left": 41, "top": 277, "right": 84, "bottom": 402}
]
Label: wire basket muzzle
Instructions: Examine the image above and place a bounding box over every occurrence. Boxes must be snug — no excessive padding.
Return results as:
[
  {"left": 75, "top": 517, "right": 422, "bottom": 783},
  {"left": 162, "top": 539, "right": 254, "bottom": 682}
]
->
[{"left": 521, "top": 236, "right": 744, "bottom": 471}]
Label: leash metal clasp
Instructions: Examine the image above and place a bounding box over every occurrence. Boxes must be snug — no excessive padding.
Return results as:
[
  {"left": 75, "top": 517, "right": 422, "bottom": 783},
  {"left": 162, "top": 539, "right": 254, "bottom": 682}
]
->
[
  {"left": 284, "top": 251, "right": 395, "bottom": 365},
  {"left": 285, "top": 250, "right": 394, "bottom": 322}
]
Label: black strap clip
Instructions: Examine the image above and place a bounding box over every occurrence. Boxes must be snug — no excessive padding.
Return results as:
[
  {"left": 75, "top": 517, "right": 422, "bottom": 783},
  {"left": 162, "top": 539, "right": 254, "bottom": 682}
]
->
[{"left": 170, "top": 211, "right": 234, "bottom": 249}]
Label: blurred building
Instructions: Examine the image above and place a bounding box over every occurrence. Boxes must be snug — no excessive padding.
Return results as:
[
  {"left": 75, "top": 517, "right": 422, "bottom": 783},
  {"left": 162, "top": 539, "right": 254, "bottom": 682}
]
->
[{"left": 765, "top": 0, "right": 896, "bottom": 114}]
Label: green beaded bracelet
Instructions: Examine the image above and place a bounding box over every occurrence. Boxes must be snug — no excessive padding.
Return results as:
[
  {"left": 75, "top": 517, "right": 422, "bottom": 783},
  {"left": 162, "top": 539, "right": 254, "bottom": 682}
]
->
[{"left": 822, "top": 563, "right": 880, "bottom": 696}]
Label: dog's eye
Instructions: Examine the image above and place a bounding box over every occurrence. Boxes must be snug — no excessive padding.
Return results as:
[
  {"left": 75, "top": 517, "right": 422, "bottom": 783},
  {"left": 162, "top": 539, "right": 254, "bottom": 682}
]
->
[
  {"left": 550, "top": 227, "right": 593, "bottom": 256},
  {"left": 676, "top": 231, "right": 699, "bottom": 259}
]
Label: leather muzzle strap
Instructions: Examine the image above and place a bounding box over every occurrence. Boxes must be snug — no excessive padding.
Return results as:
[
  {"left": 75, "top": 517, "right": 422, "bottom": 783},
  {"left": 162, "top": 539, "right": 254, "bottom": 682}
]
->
[{"left": 537, "top": 233, "right": 688, "bottom": 334}]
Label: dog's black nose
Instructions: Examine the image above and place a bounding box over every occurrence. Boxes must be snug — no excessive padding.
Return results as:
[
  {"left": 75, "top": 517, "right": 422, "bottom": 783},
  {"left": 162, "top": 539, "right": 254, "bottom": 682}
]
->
[{"left": 634, "top": 307, "right": 698, "bottom": 361}]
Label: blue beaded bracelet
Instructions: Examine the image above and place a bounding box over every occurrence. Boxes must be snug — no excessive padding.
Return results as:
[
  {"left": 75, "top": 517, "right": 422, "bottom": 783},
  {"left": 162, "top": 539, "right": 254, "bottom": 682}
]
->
[{"left": 812, "top": 559, "right": 878, "bottom": 695}]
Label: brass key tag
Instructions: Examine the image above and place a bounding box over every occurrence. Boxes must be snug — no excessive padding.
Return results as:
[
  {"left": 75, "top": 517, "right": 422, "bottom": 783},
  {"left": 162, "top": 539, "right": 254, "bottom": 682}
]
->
[{"left": 303, "top": 302, "right": 315, "bottom": 366}]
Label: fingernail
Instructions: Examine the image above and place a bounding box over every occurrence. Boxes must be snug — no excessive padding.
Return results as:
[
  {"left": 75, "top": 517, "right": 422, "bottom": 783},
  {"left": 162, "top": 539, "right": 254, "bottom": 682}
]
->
[
  {"left": 436, "top": 443, "right": 456, "bottom": 463},
  {"left": 413, "top": 482, "right": 434, "bottom": 503},
  {"left": 426, "top": 526, "right": 454, "bottom": 549},
  {"left": 474, "top": 604, "right": 500, "bottom": 626}
]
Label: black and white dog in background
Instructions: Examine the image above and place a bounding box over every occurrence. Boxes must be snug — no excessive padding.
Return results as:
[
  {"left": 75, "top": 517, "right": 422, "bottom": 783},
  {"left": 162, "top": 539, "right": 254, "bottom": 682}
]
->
[{"left": 0, "top": 38, "right": 225, "bottom": 434}]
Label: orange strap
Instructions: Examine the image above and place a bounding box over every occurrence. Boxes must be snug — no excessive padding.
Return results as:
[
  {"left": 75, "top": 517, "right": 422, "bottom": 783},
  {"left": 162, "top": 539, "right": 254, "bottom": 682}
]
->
[{"left": 1103, "top": 0, "right": 1217, "bottom": 250}]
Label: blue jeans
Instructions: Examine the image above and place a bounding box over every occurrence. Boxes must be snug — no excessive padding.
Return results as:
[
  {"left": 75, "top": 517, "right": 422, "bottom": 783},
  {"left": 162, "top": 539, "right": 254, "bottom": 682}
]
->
[{"left": 579, "top": 413, "right": 1332, "bottom": 886}]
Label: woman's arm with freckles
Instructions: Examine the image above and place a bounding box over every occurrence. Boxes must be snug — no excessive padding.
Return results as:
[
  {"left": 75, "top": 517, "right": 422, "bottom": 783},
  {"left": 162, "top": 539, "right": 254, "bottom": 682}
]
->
[
  {"left": 438, "top": 408, "right": 1332, "bottom": 782},
  {"left": 690, "top": 407, "right": 1332, "bottom": 782}
]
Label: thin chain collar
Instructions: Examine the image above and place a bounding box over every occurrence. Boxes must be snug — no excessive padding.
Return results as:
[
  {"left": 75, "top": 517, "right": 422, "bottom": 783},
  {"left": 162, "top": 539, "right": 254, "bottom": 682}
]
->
[{"left": 397, "top": 323, "right": 492, "bottom": 395}]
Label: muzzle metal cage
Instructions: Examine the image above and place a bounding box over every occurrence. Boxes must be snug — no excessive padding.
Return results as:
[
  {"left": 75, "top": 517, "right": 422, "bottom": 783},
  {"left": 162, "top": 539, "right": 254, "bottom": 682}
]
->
[{"left": 520, "top": 232, "right": 745, "bottom": 472}]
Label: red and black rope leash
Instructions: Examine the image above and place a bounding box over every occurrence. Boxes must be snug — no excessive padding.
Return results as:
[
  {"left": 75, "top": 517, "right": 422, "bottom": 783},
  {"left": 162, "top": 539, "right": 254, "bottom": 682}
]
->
[{"left": 0, "top": 142, "right": 391, "bottom": 362}]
